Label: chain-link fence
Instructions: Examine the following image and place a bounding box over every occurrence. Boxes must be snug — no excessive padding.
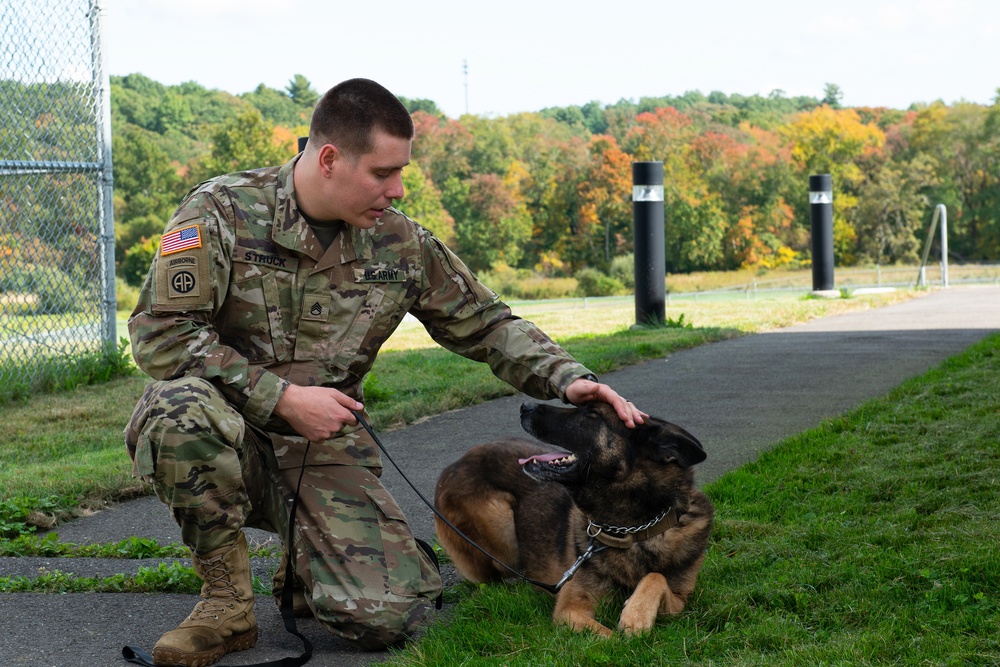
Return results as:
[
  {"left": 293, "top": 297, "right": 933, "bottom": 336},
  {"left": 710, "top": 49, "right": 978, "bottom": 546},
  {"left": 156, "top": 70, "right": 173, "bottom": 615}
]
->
[{"left": 0, "top": 0, "right": 116, "bottom": 395}]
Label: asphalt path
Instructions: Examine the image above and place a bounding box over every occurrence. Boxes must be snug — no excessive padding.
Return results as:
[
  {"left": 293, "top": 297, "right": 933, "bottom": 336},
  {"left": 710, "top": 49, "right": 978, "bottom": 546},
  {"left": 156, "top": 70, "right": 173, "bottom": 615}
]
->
[{"left": 1, "top": 286, "right": 998, "bottom": 667}]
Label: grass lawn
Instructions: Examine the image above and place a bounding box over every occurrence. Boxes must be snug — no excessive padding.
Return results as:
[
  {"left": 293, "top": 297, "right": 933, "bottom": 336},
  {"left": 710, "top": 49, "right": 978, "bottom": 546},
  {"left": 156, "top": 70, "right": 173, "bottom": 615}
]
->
[
  {"left": 2, "top": 287, "right": 997, "bottom": 664},
  {"left": 382, "top": 332, "right": 1000, "bottom": 666},
  {"left": 0, "top": 289, "right": 913, "bottom": 528}
]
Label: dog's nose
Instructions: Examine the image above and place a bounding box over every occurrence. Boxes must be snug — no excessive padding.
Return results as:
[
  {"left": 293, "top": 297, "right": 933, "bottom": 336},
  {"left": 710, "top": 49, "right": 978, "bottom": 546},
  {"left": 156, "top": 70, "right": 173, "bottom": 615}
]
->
[{"left": 520, "top": 402, "right": 538, "bottom": 417}]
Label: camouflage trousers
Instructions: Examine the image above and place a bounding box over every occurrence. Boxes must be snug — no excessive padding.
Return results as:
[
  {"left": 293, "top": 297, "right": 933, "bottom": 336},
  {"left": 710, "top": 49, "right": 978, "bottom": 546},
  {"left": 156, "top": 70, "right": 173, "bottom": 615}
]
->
[{"left": 124, "top": 377, "right": 442, "bottom": 650}]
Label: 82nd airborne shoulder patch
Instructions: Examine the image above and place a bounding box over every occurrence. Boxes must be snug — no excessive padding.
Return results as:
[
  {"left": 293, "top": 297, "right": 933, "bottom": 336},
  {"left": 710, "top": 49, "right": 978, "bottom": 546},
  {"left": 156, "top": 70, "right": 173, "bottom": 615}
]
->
[{"left": 153, "top": 222, "right": 211, "bottom": 311}]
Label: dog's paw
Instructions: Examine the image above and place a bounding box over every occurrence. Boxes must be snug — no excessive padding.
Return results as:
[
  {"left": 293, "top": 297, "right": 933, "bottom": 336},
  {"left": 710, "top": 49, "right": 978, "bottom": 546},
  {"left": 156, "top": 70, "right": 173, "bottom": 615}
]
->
[
  {"left": 619, "top": 573, "right": 669, "bottom": 634},
  {"left": 618, "top": 603, "right": 657, "bottom": 635}
]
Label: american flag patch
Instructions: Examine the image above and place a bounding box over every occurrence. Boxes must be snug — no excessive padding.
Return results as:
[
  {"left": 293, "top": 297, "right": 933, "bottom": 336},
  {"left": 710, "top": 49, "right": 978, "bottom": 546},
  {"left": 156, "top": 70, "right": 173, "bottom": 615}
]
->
[{"left": 160, "top": 225, "right": 202, "bottom": 256}]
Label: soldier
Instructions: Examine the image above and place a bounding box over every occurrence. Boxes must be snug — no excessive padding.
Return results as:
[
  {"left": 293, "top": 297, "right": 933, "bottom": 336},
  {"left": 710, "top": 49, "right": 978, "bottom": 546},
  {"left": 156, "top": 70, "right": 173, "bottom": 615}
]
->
[{"left": 124, "top": 78, "right": 646, "bottom": 667}]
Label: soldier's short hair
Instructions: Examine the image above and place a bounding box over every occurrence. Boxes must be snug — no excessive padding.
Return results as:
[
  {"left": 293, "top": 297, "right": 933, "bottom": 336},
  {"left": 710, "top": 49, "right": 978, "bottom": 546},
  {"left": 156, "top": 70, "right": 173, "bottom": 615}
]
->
[{"left": 309, "top": 78, "right": 414, "bottom": 159}]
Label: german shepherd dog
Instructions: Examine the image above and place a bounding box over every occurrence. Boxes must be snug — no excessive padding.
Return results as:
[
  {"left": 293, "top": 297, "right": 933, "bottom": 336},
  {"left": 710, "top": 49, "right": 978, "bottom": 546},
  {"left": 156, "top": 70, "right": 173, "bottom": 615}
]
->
[{"left": 434, "top": 401, "right": 714, "bottom": 636}]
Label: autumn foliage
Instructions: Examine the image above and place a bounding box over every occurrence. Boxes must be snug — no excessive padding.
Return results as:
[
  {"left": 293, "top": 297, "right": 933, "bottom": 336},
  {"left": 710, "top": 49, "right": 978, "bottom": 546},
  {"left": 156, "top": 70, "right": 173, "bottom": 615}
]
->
[{"left": 99, "top": 75, "right": 1000, "bottom": 281}]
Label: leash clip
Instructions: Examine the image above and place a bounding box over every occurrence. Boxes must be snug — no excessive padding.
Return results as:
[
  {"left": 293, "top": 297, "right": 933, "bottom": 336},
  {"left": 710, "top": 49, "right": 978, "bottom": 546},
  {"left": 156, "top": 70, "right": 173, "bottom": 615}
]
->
[{"left": 552, "top": 535, "right": 607, "bottom": 592}]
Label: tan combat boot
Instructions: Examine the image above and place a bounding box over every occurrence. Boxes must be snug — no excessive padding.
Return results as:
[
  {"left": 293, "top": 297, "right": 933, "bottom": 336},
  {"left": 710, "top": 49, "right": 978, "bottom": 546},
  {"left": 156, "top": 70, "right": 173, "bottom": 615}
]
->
[
  {"left": 271, "top": 547, "right": 312, "bottom": 618},
  {"left": 152, "top": 532, "right": 257, "bottom": 667}
]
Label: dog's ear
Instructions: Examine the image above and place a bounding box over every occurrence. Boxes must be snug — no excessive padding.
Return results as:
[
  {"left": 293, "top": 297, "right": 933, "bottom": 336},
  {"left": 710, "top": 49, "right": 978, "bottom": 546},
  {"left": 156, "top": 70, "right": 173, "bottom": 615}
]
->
[{"left": 642, "top": 419, "right": 707, "bottom": 468}]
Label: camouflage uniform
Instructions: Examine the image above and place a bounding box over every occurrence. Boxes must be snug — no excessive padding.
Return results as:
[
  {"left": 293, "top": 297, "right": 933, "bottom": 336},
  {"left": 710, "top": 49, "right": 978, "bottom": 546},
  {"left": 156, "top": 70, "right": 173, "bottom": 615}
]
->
[{"left": 124, "top": 154, "right": 596, "bottom": 648}]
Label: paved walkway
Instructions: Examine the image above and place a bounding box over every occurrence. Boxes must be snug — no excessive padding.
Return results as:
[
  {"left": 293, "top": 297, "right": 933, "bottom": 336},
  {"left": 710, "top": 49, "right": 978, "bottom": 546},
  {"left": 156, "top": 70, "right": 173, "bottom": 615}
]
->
[{"left": 2, "top": 286, "right": 998, "bottom": 667}]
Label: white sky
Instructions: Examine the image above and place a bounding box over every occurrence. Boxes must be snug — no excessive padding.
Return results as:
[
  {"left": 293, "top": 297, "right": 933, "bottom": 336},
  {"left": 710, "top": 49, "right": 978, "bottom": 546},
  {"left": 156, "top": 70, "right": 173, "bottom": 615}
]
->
[{"left": 101, "top": 0, "right": 1000, "bottom": 118}]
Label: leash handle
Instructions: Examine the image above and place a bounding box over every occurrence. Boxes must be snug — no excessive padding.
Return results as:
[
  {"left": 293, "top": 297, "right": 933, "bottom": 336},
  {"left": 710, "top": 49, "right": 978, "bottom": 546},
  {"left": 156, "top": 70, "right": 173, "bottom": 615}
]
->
[
  {"left": 351, "top": 410, "right": 565, "bottom": 594},
  {"left": 122, "top": 645, "right": 154, "bottom": 666},
  {"left": 123, "top": 445, "right": 313, "bottom": 667}
]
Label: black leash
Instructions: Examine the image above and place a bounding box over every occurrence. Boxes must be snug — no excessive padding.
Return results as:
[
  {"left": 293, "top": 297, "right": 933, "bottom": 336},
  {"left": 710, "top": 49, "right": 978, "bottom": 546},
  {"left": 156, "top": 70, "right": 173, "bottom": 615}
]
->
[
  {"left": 349, "top": 410, "right": 602, "bottom": 595},
  {"left": 124, "top": 446, "right": 314, "bottom": 667},
  {"left": 123, "top": 410, "right": 592, "bottom": 666}
]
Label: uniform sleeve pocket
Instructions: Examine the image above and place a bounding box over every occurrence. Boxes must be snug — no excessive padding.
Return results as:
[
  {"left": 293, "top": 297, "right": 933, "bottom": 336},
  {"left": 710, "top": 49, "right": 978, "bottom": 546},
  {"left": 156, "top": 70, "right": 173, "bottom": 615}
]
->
[{"left": 132, "top": 433, "right": 156, "bottom": 480}]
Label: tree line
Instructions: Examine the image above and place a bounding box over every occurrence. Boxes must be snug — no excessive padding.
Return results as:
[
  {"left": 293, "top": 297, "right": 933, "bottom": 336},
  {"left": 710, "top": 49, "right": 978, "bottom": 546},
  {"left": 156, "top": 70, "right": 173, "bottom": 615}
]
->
[{"left": 17, "top": 73, "right": 1000, "bottom": 292}]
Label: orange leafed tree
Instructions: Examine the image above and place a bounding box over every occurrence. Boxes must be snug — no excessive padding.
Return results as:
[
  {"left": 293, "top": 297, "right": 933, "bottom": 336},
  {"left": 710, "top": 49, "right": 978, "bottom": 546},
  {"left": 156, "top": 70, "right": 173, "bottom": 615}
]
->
[{"left": 574, "top": 135, "right": 633, "bottom": 266}]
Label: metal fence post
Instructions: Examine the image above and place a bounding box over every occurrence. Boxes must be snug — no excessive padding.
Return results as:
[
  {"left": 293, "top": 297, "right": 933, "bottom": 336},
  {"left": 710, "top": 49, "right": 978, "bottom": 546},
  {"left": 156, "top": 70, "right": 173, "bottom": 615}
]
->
[{"left": 93, "top": 0, "right": 117, "bottom": 346}]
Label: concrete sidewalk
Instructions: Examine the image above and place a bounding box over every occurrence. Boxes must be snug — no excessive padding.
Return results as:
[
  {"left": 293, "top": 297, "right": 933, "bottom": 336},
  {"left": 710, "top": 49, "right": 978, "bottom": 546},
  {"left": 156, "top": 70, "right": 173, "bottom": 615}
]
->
[{"left": 2, "top": 286, "right": 998, "bottom": 667}]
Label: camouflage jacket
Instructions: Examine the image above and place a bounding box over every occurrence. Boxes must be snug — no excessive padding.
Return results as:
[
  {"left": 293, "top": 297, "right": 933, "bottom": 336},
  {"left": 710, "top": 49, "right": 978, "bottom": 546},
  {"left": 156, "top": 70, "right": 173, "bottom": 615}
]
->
[{"left": 129, "top": 155, "right": 595, "bottom": 468}]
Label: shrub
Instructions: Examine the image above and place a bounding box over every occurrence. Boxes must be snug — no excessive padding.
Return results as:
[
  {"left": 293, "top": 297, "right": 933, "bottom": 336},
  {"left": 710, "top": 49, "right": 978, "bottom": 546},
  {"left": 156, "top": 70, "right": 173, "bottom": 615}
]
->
[
  {"left": 115, "top": 276, "right": 141, "bottom": 312},
  {"left": 508, "top": 277, "right": 578, "bottom": 300},
  {"left": 575, "top": 268, "right": 626, "bottom": 297},
  {"left": 120, "top": 235, "right": 160, "bottom": 287},
  {"left": 478, "top": 263, "right": 519, "bottom": 297},
  {"left": 479, "top": 263, "right": 579, "bottom": 300},
  {"left": 115, "top": 214, "right": 164, "bottom": 263},
  {"left": 609, "top": 253, "right": 635, "bottom": 290}
]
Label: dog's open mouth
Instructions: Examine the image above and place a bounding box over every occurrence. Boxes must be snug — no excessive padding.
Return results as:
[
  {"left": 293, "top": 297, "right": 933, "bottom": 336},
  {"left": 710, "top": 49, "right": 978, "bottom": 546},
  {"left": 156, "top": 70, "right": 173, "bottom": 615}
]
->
[{"left": 518, "top": 451, "right": 578, "bottom": 472}]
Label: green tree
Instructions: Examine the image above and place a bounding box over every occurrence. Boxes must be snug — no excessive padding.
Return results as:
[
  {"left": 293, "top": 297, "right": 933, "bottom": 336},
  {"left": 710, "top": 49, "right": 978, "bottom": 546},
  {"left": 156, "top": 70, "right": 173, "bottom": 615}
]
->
[
  {"left": 625, "top": 107, "right": 728, "bottom": 271},
  {"left": 398, "top": 162, "right": 455, "bottom": 243},
  {"left": 112, "top": 125, "right": 183, "bottom": 222},
  {"left": 461, "top": 115, "right": 516, "bottom": 176},
  {"left": 911, "top": 100, "right": 1000, "bottom": 259},
  {"left": 153, "top": 92, "right": 194, "bottom": 134},
  {"left": 780, "top": 105, "right": 886, "bottom": 264},
  {"left": 190, "top": 109, "right": 296, "bottom": 181},
  {"left": 111, "top": 73, "right": 166, "bottom": 130},
  {"left": 241, "top": 83, "right": 306, "bottom": 126},
  {"left": 121, "top": 235, "right": 161, "bottom": 287},
  {"left": 851, "top": 155, "right": 936, "bottom": 264},
  {"left": 822, "top": 83, "right": 844, "bottom": 109},
  {"left": 286, "top": 74, "right": 319, "bottom": 107},
  {"left": 399, "top": 96, "right": 443, "bottom": 117},
  {"left": 454, "top": 173, "right": 532, "bottom": 272},
  {"left": 523, "top": 135, "right": 589, "bottom": 272},
  {"left": 575, "top": 135, "right": 633, "bottom": 267},
  {"left": 411, "top": 111, "right": 474, "bottom": 189},
  {"left": 111, "top": 125, "right": 184, "bottom": 264}
]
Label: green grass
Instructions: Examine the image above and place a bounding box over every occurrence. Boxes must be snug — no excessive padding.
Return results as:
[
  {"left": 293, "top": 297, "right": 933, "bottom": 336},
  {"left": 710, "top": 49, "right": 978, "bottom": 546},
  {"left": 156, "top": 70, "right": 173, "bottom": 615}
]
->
[
  {"left": 0, "top": 336, "right": 135, "bottom": 404},
  {"left": 0, "top": 561, "right": 276, "bottom": 596},
  {"left": 3, "top": 287, "right": 995, "bottom": 663},
  {"left": 380, "top": 333, "right": 1000, "bottom": 667},
  {"left": 0, "top": 291, "right": 911, "bottom": 531}
]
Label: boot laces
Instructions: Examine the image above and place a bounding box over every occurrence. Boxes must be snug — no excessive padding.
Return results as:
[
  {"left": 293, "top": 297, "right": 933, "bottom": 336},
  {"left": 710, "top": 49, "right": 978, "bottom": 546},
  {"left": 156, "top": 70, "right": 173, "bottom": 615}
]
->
[{"left": 190, "top": 550, "right": 242, "bottom": 620}]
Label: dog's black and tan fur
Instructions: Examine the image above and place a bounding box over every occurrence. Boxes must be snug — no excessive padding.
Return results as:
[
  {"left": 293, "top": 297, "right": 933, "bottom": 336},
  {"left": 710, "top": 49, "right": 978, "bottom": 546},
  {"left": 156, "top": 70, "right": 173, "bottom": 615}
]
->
[{"left": 434, "top": 401, "right": 714, "bottom": 636}]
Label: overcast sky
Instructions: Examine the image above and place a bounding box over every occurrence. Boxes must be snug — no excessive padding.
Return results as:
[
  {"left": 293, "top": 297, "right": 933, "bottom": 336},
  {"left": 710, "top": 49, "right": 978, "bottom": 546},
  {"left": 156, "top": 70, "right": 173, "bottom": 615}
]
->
[{"left": 101, "top": 0, "right": 1000, "bottom": 118}]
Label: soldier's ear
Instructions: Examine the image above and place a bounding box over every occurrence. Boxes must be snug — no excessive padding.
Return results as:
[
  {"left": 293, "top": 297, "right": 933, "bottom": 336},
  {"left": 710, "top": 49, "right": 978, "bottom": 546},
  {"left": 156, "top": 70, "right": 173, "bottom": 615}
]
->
[{"left": 318, "top": 144, "right": 340, "bottom": 176}]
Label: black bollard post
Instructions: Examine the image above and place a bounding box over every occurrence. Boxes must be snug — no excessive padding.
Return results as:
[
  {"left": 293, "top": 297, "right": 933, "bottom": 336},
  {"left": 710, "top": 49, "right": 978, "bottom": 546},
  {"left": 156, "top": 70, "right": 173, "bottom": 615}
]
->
[
  {"left": 809, "top": 174, "right": 836, "bottom": 295},
  {"left": 633, "top": 162, "right": 665, "bottom": 326}
]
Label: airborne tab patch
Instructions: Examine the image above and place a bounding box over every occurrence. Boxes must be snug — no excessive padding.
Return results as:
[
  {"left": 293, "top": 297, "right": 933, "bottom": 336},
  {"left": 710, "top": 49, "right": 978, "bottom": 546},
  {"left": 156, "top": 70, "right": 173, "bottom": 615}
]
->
[{"left": 354, "top": 267, "right": 405, "bottom": 283}]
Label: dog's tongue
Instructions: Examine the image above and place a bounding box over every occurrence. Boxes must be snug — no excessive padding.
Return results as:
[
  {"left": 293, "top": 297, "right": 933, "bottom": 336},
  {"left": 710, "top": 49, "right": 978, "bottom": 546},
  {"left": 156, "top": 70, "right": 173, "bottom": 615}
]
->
[{"left": 518, "top": 452, "right": 568, "bottom": 466}]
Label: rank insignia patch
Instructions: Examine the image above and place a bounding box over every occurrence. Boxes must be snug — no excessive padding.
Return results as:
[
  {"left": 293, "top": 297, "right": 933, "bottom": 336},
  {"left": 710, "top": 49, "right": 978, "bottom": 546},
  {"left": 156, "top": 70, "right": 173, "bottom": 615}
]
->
[{"left": 302, "top": 295, "right": 331, "bottom": 321}]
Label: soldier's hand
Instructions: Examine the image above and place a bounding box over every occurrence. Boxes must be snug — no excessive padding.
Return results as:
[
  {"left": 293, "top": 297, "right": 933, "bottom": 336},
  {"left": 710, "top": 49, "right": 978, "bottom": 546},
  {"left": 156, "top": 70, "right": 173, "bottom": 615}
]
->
[
  {"left": 566, "top": 377, "right": 647, "bottom": 428},
  {"left": 274, "top": 384, "right": 363, "bottom": 443}
]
